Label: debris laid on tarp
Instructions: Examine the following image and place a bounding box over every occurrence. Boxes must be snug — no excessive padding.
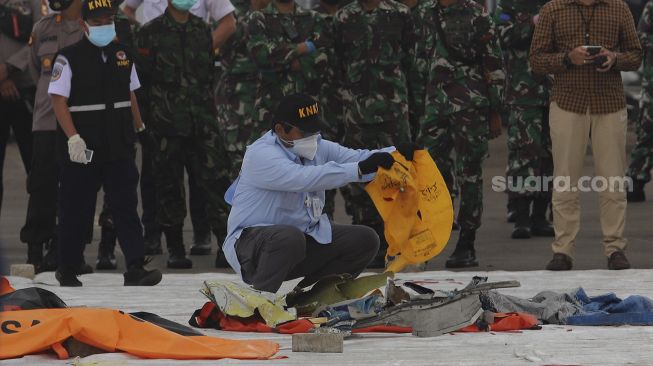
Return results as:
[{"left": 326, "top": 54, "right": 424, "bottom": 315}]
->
[
  {"left": 365, "top": 150, "right": 453, "bottom": 272},
  {"left": 285, "top": 273, "right": 391, "bottom": 316},
  {"left": 200, "top": 280, "right": 295, "bottom": 327},
  {"left": 482, "top": 287, "right": 653, "bottom": 326}
]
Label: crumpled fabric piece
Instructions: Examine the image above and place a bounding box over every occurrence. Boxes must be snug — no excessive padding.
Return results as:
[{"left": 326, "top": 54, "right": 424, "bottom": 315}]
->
[
  {"left": 480, "top": 289, "right": 582, "bottom": 324},
  {"left": 365, "top": 150, "right": 453, "bottom": 272},
  {"left": 200, "top": 280, "right": 295, "bottom": 327},
  {"left": 566, "top": 288, "right": 653, "bottom": 326}
]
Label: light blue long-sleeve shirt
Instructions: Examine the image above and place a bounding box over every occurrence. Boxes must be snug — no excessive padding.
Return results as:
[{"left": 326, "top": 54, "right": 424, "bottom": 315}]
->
[{"left": 222, "top": 130, "right": 394, "bottom": 276}]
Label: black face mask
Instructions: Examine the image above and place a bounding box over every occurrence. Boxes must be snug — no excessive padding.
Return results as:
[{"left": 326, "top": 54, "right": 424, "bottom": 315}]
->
[{"left": 322, "top": 0, "right": 339, "bottom": 6}]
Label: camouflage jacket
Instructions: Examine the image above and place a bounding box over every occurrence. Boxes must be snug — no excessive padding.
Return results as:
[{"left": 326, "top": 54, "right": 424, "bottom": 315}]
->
[
  {"left": 413, "top": 0, "right": 505, "bottom": 117},
  {"left": 494, "top": 0, "right": 549, "bottom": 106},
  {"left": 218, "top": 0, "right": 257, "bottom": 77},
  {"left": 640, "top": 0, "right": 653, "bottom": 96},
  {"left": 245, "top": 3, "right": 333, "bottom": 98},
  {"left": 333, "top": 0, "right": 416, "bottom": 123},
  {"left": 135, "top": 11, "right": 215, "bottom": 136}
]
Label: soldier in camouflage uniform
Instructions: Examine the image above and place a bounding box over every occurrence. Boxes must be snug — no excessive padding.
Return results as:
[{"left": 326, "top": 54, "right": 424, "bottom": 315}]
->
[
  {"left": 413, "top": 0, "right": 505, "bottom": 268},
  {"left": 627, "top": 0, "right": 653, "bottom": 202},
  {"left": 245, "top": 0, "right": 333, "bottom": 130},
  {"left": 135, "top": 1, "right": 232, "bottom": 269},
  {"left": 494, "top": 0, "right": 554, "bottom": 239},
  {"left": 215, "top": 0, "right": 269, "bottom": 181},
  {"left": 333, "top": 0, "right": 415, "bottom": 268}
]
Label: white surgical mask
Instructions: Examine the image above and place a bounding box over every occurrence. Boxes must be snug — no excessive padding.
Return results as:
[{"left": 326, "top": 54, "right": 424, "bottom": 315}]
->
[{"left": 281, "top": 134, "right": 319, "bottom": 160}]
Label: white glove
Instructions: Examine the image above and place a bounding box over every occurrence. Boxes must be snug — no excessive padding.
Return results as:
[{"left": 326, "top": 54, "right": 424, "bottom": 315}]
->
[
  {"left": 137, "top": 122, "right": 146, "bottom": 133},
  {"left": 67, "top": 134, "right": 88, "bottom": 164}
]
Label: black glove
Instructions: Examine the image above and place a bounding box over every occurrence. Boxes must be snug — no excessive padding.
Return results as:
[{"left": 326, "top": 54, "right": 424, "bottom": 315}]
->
[
  {"left": 395, "top": 142, "right": 421, "bottom": 161},
  {"left": 359, "top": 152, "right": 395, "bottom": 175}
]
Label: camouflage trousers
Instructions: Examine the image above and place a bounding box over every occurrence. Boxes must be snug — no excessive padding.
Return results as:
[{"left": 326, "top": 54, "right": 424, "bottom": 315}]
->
[
  {"left": 151, "top": 127, "right": 232, "bottom": 241},
  {"left": 627, "top": 103, "right": 653, "bottom": 183},
  {"left": 506, "top": 105, "right": 553, "bottom": 198},
  {"left": 215, "top": 76, "right": 264, "bottom": 181},
  {"left": 342, "top": 121, "right": 410, "bottom": 228},
  {"left": 418, "top": 108, "right": 489, "bottom": 231}
]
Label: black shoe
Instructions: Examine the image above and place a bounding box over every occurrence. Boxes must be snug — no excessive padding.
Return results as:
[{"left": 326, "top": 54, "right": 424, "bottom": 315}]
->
[
  {"left": 190, "top": 230, "right": 212, "bottom": 255},
  {"left": 96, "top": 251, "right": 117, "bottom": 270},
  {"left": 124, "top": 258, "right": 162, "bottom": 286},
  {"left": 531, "top": 220, "right": 555, "bottom": 237},
  {"left": 144, "top": 232, "right": 163, "bottom": 255},
  {"left": 96, "top": 228, "right": 117, "bottom": 270},
  {"left": 445, "top": 229, "right": 478, "bottom": 268},
  {"left": 56, "top": 269, "right": 82, "bottom": 287},
  {"left": 42, "top": 238, "right": 58, "bottom": 272},
  {"left": 511, "top": 198, "right": 532, "bottom": 239},
  {"left": 608, "top": 251, "right": 631, "bottom": 270},
  {"left": 164, "top": 225, "right": 192, "bottom": 269},
  {"left": 627, "top": 179, "right": 646, "bottom": 202},
  {"left": 168, "top": 253, "right": 193, "bottom": 269},
  {"left": 78, "top": 261, "right": 94, "bottom": 275},
  {"left": 545, "top": 253, "right": 573, "bottom": 271},
  {"left": 214, "top": 249, "right": 230, "bottom": 268}
]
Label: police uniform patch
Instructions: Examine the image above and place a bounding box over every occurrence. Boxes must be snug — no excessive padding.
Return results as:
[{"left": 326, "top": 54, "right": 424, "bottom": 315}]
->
[
  {"left": 116, "top": 50, "right": 126, "bottom": 60},
  {"left": 51, "top": 63, "right": 62, "bottom": 81}
]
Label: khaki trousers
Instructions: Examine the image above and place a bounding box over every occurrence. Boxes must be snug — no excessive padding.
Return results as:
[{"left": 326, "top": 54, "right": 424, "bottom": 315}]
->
[{"left": 549, "top": 102, "right": 628, "bottom": 258}]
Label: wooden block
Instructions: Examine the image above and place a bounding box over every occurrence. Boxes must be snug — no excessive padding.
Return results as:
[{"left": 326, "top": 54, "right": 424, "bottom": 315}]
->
[
  {"left": 10, "top": 264, "right": 35, "bottom": 279},
  {"left": 292, "top": 333, "right": 344, "bottom": 353}
]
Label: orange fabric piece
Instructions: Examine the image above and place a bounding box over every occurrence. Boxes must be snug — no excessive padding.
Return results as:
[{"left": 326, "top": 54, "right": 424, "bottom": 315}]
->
[
  {"left": 0, "top": 308, "right": 279, "bottom": 360},
  {"left": 458, "top": 313, "right": 539, "bottom": 332},
  {"left": 1, "top": 277, "right": 15, "bottom": 295},
  {"left": 365, "top": 151, "right": 454, "bottom": 272}
]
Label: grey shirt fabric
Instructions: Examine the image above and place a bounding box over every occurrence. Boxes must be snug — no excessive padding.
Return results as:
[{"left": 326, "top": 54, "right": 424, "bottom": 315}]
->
[
  {"left": 480, "top": 289, "right": 583, "bottom": 324},
  {"left": 1, "top": 0, "right": 43, "bottom": 89},
  {"left": 23, "top": 13, "right": 83, "bottom": 131}
]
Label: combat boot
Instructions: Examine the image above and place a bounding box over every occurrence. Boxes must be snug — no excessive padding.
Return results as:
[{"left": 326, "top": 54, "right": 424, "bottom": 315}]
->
[
  {"left": 164, "top": 225, "right": 192, "bottom": 269},
  {"left": 96, "top": 226, "right": 118, "bottom": 270},
  {"left": 56, "top": 267, "right": 82, "bottom": 287},
  {"left": 190, "top": 229, "right": 212, "bottom": 255},
  {"left": 124, "top": 258, "right": 162, "bottom": 286},
  {"left": 445, "top": 229, "right": 478, "bottom": 268},
  {"left": 627, "top": 179, "right": 646, "bottom": 202},
  {"left": 511, "top": 197, "right": 532, "bottom": 239},
  {"left": 531, "top": 195, "right": 554, "bottom": 237},
  {"left": 27, "top": 242, "right": 44, "bottom": 274}
]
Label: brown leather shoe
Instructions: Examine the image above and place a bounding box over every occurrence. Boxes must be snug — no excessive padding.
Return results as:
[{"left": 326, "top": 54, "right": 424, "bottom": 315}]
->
[
  {"left": 545, "top": 253, "right": 573, "bottom": 271},
  {"left": 608, "top": 251, "right": 631, "bottom": 270}
]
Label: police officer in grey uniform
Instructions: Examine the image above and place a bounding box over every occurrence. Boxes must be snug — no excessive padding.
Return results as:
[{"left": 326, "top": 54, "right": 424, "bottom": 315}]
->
[
  {"left": 17, "top": 0, "right": 85, "bottom": 273},
  {"left": 0, "top": 0, "right": 43, "bottom": 214}
]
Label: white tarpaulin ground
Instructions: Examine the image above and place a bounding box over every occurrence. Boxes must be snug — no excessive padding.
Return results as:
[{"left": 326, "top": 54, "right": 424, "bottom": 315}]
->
[{"left": 3, "top": 270, "right": 653, "bottom": 366}]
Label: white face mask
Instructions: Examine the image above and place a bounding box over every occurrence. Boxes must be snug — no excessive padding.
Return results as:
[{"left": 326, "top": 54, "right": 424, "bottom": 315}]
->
[{"left": 281, "top": 134, "right": 319, "bottom": 160}]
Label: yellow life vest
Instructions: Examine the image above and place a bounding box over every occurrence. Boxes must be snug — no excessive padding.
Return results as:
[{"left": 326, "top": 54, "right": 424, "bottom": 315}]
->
[{"left": 365, "top": 150, "right": 454, "bottom": 273}]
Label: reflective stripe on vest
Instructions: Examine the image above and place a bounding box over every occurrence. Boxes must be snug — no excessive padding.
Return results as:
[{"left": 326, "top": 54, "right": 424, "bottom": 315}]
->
[{"left": 69, "top": 101, "right": 131, "bottom": 112}]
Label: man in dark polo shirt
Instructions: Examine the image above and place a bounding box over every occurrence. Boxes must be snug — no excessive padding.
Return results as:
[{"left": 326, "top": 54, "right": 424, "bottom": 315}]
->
[{"left": 530, "top": 0, "right": 642, "bottom": 271}]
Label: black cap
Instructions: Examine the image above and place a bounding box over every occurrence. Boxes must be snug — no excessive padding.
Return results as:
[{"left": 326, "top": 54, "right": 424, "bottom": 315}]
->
[
  {"left": 274, "top": 94, "right": 324, "bottom": 134},
  {"left": 82, "top": 0, "right": 117, "bottom": 20},
  {"left": 48, "top": 0, "right": 74, "bottom": 11}
]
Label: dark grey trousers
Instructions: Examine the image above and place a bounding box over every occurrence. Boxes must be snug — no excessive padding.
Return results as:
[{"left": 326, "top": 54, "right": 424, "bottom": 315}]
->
[{"left": 235, "top": 223, "right": 380, "bottom": 293}]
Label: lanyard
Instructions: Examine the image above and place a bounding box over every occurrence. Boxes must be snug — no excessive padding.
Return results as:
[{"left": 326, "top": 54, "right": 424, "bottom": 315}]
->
[{"left": 576, "top": 3, "right": 597, "bottom": 45}]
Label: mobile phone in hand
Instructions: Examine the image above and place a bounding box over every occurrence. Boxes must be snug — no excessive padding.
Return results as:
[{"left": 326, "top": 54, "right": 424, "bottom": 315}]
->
[
  {"left": 583, "top": 45, "right": 602, "bottom": 56},
  {"left": 85, "top": 149, "right": 94, "bottom": 163}
]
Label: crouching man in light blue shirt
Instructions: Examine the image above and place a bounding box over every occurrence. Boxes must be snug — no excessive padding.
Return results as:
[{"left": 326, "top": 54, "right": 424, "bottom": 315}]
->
[{"left": 222, "top": 94, "right": 418, "bottom": 293}]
